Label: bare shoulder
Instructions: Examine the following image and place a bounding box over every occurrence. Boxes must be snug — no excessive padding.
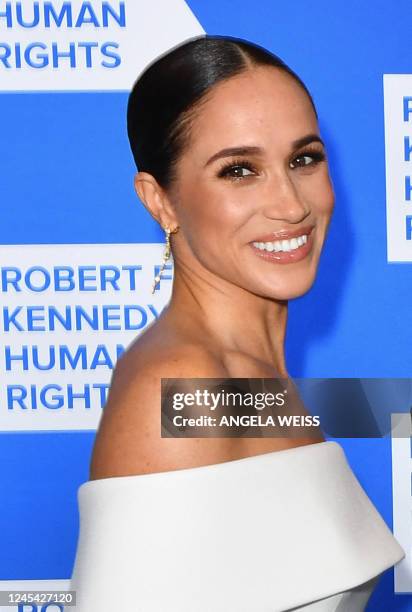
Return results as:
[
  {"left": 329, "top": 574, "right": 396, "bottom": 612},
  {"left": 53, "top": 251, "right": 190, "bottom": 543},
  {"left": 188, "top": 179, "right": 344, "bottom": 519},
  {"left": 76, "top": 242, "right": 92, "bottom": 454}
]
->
[{"left": 89, "top": 341, "right": 233, "bottom": 480}]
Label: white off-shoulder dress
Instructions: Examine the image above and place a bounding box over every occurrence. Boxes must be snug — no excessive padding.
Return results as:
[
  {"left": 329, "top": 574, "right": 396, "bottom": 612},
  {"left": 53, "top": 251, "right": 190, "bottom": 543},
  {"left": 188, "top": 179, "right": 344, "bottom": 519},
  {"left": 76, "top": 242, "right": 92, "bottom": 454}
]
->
[{"left": 68, "top": 441, "right": 405, "bottom": 611}]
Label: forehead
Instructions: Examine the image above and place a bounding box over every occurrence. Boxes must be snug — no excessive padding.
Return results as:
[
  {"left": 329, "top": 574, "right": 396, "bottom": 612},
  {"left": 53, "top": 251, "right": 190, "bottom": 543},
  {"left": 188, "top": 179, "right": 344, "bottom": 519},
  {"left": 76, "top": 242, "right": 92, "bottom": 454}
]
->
[{"left": 187, "top": 66, "right": 318, "bottom": 154}]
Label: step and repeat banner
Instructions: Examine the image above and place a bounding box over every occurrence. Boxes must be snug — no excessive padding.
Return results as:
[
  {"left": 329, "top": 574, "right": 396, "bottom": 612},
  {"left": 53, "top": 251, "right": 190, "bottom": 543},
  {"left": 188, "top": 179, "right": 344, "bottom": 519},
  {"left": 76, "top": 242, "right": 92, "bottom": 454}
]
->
[{"left": 1, "top": 1, "right": 411, "bottom": 610}]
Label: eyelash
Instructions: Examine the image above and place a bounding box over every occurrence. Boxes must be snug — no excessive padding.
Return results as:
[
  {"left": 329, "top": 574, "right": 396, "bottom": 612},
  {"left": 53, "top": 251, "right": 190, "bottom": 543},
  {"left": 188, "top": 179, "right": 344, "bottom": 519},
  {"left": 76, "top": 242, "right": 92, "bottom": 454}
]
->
[{"left": 217, "top": 147, "right": 327, "bottom": 181}]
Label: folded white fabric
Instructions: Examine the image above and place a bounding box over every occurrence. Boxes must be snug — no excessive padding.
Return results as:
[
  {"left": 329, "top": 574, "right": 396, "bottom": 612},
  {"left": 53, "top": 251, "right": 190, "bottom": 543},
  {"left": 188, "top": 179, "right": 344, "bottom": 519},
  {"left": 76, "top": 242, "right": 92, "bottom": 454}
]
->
[{"left": 68, "top": 441, "right": 405, "bottom": 611}]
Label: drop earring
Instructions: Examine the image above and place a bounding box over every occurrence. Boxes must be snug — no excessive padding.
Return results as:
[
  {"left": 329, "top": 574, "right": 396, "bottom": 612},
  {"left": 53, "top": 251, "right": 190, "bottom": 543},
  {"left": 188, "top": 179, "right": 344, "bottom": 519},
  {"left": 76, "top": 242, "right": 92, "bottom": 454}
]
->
[{"left": 151, "top": 225, "right": 177, "bottom": 294}]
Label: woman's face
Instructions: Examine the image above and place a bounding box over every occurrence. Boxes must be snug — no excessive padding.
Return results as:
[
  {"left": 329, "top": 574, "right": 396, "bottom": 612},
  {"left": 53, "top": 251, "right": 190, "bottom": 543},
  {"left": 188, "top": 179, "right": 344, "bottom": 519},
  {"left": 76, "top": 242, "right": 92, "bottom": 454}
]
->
[{"left": 170, "top": 65, "right": 335, "bottom": 300}]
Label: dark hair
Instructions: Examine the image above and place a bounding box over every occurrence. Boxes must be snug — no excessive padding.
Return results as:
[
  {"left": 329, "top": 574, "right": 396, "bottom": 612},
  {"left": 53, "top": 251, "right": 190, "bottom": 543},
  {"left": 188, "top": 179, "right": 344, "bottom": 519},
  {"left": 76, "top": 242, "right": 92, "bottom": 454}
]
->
[{"left": 127, "top": 34, "right": 318, "bottom": 191}]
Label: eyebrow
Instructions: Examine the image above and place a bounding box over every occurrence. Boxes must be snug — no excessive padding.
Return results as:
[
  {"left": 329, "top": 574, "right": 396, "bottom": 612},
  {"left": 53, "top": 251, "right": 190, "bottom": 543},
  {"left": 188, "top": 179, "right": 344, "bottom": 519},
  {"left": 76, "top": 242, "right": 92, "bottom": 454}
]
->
[{"left": 204, "top": 134, "right": 325, "bottom": 167}]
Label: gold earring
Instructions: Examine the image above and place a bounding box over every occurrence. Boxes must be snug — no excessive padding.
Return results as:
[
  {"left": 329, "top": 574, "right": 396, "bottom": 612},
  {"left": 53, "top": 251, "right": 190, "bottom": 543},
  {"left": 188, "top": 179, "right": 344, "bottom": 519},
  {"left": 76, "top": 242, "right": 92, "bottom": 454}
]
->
[{"left": 151, "top": 226, "right": 177, "bottom": 294}]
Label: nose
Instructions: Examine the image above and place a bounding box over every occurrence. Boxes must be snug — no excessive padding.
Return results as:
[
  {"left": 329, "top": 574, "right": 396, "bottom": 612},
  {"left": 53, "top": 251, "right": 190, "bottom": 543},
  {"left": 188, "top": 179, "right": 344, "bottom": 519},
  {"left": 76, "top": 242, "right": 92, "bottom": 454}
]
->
[{"left": 262, "top": 171, "right": 310, "bottom": 223}]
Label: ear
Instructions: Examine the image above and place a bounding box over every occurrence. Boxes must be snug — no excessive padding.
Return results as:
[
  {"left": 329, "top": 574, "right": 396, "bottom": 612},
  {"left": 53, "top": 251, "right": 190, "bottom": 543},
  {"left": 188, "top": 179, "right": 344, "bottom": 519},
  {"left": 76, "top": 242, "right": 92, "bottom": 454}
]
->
[{"left": 133, "top": 171, "right": 178, "bottom": 230}]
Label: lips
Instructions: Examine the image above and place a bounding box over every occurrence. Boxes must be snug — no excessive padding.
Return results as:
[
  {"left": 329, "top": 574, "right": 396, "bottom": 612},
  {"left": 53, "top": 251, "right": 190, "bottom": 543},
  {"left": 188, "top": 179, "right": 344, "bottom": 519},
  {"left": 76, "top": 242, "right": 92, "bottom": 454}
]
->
[
  {"left": 251, "top": 224, "right": 315, "bottom": 243},
  {"left": 249, "top": 224, "right": 315, "bottom": 264}
]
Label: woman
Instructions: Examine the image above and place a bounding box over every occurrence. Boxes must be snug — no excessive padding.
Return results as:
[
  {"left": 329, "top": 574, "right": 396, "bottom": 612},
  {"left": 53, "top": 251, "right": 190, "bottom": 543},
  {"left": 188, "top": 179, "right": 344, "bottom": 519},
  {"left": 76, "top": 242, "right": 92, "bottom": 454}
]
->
[{"left": 69, "top": 35, "right": 405, "bottom": 611}]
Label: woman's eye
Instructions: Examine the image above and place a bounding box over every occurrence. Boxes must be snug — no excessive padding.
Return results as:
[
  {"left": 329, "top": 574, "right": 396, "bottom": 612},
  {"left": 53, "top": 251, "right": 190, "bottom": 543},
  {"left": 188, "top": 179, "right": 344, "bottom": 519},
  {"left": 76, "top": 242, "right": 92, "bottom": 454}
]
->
[
  {"left": 289, "top": 151, "right": 325, "bottom": 169},
  {"left": 229, "top": 165, "right": 254, "bottom": 178},
  {"left": 290, "top": 155, "right": 313, "bottom": 168},
  {"left": 218, "top": 163, "right": 256, "bottom": 180}
]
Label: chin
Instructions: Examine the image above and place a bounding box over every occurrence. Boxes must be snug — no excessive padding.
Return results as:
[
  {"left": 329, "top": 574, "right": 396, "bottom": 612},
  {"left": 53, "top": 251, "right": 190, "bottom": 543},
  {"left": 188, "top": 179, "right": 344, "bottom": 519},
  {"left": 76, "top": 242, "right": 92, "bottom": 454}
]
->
[{"left": 254, "top": 274, "right": 317, "bottom": 300}]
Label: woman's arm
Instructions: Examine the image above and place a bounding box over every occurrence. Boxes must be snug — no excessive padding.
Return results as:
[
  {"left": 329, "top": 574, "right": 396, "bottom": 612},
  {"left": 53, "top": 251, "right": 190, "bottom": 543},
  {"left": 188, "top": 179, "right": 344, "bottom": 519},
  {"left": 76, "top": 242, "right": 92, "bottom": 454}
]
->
[{"left": 89, "top": 344, "right": 233, "bottom": 480}]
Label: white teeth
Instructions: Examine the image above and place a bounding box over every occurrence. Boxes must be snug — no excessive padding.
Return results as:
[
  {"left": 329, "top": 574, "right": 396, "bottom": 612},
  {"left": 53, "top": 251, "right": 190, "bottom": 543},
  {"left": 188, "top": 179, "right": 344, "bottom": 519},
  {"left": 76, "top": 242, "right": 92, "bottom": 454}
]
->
[
  {"left": 252, "top": 234, "right": 308, "bottom": 252},
  {"left": 282, "top": 239, "right": 291, "bottom": 252}
]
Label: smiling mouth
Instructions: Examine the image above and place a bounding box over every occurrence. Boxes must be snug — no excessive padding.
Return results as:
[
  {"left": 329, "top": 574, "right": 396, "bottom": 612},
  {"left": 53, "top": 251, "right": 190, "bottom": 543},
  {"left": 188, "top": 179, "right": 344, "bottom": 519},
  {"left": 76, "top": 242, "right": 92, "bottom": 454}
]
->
[
  {"left": 252, "top": 234, "right": 308, "bottom": 253},
  {"left": 249, "top": 227, "right": 314, "bottom": 263}
]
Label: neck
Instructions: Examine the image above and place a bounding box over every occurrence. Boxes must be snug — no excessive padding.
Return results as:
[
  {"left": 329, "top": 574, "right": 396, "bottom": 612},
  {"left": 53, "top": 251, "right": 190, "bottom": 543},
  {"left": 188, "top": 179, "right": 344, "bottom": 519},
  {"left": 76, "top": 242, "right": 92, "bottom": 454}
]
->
[{"left": 162, "top": 264, "right": 289, "bottom": 377}]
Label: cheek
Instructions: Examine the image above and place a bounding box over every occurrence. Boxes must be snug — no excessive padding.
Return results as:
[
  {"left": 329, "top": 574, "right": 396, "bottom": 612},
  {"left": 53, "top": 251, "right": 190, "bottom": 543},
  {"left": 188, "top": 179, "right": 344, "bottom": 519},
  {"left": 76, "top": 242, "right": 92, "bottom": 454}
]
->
[
  {"left": 304, "top": 172, "right": 335, "bottom": 215},
  {"left": 322, "top": 180, "right": 335, "bottom": 215},
  {"left": 179, "top": 182, "right": 251, "bottom": 243}
]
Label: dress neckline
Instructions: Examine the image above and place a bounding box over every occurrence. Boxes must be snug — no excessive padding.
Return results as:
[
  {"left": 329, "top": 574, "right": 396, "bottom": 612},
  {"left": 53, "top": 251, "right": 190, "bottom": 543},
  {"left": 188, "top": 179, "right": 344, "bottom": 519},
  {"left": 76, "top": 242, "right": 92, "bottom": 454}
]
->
[{"left": 80, "top": 439, "right": 335, "bottom": 490}]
